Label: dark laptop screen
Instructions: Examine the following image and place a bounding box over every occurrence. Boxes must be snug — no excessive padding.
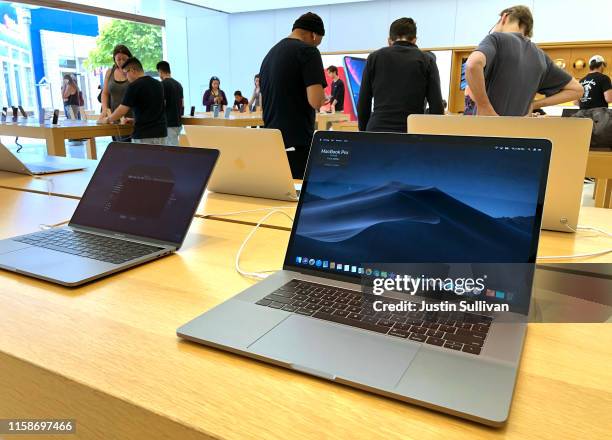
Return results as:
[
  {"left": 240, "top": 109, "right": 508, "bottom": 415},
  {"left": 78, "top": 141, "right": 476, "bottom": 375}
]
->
[
  {"left": 71, "top": 143, "right": 218, "bottom": 244},
  {"left": 284, "top": 132, "right": 550, "bottom": 278}
]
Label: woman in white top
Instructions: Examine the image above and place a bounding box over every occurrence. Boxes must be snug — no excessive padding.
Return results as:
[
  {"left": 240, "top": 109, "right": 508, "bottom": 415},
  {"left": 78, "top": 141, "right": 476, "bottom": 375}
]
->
[{"left": 249, "top": 74, "right": 262, "bottom": 112}]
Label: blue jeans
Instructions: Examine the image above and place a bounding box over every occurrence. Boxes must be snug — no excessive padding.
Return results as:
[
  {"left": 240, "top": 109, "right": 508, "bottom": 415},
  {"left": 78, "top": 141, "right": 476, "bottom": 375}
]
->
[
  {"left": 64, "top": 105, "right": 80, "bottom": 119},
  {"left": 166, "top": 127, "right": 181, "bottom": 146}
]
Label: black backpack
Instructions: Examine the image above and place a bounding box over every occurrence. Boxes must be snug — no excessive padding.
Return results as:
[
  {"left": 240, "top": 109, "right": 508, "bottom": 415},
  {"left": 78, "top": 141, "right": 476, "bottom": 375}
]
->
[{"left": 573, "top": 108, "right": 612, "bottom": 149}]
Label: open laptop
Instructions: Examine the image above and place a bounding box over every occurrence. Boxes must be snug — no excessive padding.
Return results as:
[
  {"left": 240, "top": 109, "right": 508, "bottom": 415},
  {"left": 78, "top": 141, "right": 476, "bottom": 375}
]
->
[
  {"left": 0, "top": 142, "right": 87, "bottom": 175},
  {"left": 178, "top": 131, "right": 552, "bottom": 426},
  {"left": 0, "top": 142, "right": 218, "bottom": 286},
  {"left": 407, "top": 114, "right": 592, "bottom": 232},
  {"left": 184, "top": 126, "right": 298, "bottom": 201}
]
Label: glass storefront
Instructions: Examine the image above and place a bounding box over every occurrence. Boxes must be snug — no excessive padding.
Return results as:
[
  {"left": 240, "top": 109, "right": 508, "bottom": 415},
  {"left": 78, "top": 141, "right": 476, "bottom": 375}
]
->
[{"left": 0, "top": 2, "right": 163, "bottom": 114}]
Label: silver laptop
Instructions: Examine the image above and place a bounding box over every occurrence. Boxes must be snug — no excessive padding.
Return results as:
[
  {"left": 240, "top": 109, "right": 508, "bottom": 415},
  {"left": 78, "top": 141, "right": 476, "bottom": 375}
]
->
[
  {"left": 178, "top": 131, "right": 552, "bottom": 426},
  {"left": 0, "top": 142, "right": 87, "bottom": 175},
  {"left": 0, "top": 142, "right": 218, "bottom": 286},
  {"left": 183, "top": 126, "right": 299, "bottom": 201},
  {"left": 407, "top": 114, "right": 592, "bottom": 232}
]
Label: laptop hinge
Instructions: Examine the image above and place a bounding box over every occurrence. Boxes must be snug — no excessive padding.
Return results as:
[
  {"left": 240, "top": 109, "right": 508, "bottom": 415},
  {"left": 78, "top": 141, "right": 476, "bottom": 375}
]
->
[{"left": 68, "top": 224, "right": 177, "bottom": 249}]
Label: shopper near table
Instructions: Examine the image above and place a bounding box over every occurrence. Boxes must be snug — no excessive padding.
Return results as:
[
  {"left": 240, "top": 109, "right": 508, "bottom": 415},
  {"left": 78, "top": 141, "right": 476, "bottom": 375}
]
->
[
  {"left": 100, "top": 44, "right": 133, "bottom": 140},
  {"left": 62, "top": 74, "right": 81, "bottom": 119},
  {"left": 249, "top": 74, "right": 262, "bottom": 112},
  {"left": 465, "top": 5, "right": 583, "bottom": 116},
  {"left": 577, "top": 55, "right": 612, "bottom": 109},
  {"left": 259, "top": 12, "right": 327, "bottom": 178},
  {"left": 233, "top": 91, "right": 249, "bottom": 111},
  {"left": 202, "top": 77, "right": 228, "bottom": 112},
  {"left": 156, "top": 60, "right": 184, "bottom": 146},
  {"left": 100, "top": 57, "right": 167, "bottom": 145},
  {"left": 326, "top": 65, "right": 345, "bottom": 112},
  {"left": 358, "top": 17, "right": 444, "bottom": 132}
]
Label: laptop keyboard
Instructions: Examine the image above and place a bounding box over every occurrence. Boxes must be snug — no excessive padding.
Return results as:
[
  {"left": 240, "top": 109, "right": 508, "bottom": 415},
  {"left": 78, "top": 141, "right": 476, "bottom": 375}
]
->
[
  {"left": 256, "top": 280, "right": 492, "bottom": 355},
  {"left": 14, "top": 228, "right": 164, "bottom": 265}
]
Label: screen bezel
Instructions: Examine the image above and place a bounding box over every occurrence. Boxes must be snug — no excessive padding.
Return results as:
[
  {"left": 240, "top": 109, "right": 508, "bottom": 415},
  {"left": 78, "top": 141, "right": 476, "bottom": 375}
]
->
[
  {"left": 69, "top": 142, "right": 219, "bottom": 247},
  {"left": 282, "top": 131, "right": 552, "bottom": 283}
]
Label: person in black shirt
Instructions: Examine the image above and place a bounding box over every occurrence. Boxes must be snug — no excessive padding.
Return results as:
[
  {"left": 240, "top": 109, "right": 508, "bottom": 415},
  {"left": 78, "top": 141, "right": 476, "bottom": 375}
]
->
[
  {"left": 578, "top": 55, "right": 612, "bottom": 109},
  {"left": 156, "top": 61, "right": 184, "bottom": 146},
  {"left": 326, "top": 65, "right": 345, "bottom": 112},
  {"left": 233, "top": 91, "right": 249, "bottom": 111},
  {"left": 260, "top": 12, "right": 327, "bottom": 178},
  {"left": 101, "top": 57, "right": 167, "bottom": 144},
  {"left": 358, "top": 17, "right": 444, "bottom": 132}
]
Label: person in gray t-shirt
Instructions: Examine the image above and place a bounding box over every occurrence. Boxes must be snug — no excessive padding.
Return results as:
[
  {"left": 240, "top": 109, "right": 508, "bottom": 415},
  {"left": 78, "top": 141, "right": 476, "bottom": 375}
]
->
[{"left": 465, "top": 5, "right": 583, "bottom": 116}]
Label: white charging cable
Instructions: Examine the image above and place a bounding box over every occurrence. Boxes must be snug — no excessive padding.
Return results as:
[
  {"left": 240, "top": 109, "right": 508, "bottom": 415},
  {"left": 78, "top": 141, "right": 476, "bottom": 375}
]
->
[
  {"left": 537, "top": 223, "right": 612, "bottom": 260},
  {"left": 39, "top": 219, "right": 69, "bottom": 230},
  {"left": 235, "top": 209, "right": 294, "bottom": 280},
  {"left": 32, "top": 175, "right": 55, "bottom": 196},
  {"left": 575, "top": 225, "right": 612, "bottom": 238},
  {"left": 198, "top": 205, "right": 295, "bottom": 219},
  {"left": 537, "top": 248, "right": 612, "bottom": 260}
]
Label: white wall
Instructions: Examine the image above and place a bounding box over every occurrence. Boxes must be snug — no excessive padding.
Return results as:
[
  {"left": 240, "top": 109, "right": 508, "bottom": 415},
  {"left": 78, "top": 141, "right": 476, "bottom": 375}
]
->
[
  {"left": 102, "top": 0, "right": 611, "bottom": 111},
  {"left": 225, "top": 0, "right": 612, "bottom": 99},
  {"left": 162, "top": 1, "right": 229, "bottom": 110},
  {"left": 63, "top": 0, "right": 231, "bottom": 111}
]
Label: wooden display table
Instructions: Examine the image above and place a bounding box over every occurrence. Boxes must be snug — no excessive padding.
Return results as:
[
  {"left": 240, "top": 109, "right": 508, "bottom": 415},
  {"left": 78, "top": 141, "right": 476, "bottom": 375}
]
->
[
  {"left": 0, "top": 120, "right": 132, "bottom": 159},
  {"left": 0, "top": 189, "right": 610, "bottom": 439},
  {"left": 182, "top": 112, "right": 263, "bottom": 127},
  {"left": 586, "top": 150, "right": 612, "bottom": 208}
]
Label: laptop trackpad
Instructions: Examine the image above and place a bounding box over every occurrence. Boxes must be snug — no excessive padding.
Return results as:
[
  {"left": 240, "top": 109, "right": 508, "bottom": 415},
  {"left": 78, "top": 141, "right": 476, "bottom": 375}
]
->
[{"left": 248, "top": 315, "right": 420, "bottom": 390}]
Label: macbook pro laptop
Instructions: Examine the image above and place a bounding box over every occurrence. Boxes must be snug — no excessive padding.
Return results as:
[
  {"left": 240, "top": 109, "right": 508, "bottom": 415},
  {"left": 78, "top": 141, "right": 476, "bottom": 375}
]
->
[
  {"left": 0, "top": 142, "right": 219, "bottom": 286},
  {"left": 178, "top": 131, "right": 552, "bottom": 426},
  {"left": 407, "top": 114, "right": 592, "bottom": 232},
  {"left": 184, "top": 126, "right": 298, "bottom": 201},
  {"left": 0, "top": 142, "right": 87, "bottom": 175}
]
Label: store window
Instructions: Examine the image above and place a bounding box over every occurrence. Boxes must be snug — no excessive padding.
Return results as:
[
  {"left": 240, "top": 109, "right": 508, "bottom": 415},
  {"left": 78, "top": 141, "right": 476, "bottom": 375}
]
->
[
  {"left": 59, "top": 58, "right": 77, "bottom": 69},
  {"left": 14, "top": 64, "right": 23, "bottom": 106},
  {"left": 25, "top": 66, "right": 34, "bottom": 107},
  {"left": 2, "top": 62, "right": 12, "bottom": 106},
  {"left": 1, "top": 2, "right": 164, "bottom": 111}
]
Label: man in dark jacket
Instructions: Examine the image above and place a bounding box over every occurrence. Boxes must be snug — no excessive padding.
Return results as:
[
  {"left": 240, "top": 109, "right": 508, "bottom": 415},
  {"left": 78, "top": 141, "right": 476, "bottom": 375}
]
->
[{"left": 358, "top": 17, "right": 444, "bottom": 132}]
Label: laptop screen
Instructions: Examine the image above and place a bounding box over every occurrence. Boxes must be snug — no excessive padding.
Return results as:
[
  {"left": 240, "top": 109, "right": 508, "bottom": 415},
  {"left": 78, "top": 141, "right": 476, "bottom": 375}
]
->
[
  {"left": 71, "top": 143, "right": 218, "bottom": 245},
  {"left": 284, "top": 132, "right": 551, "bottom": 278}
]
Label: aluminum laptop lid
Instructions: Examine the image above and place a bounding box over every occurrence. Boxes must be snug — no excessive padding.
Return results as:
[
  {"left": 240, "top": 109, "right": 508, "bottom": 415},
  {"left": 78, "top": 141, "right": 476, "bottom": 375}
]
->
[
  {"left": 183, "top": 125, "right": 297, "bottom": 201},
  {"left": 0, "top": 142, "right": 34, "bottom": 174},
  {"left": 407, "top": 114, "right": 592, "bottom": 232},
  {"left": 0, "top": 142, "right": 88, "bottom": 175},
  {"left": 68, "top": 142, "right": 219, "bottom": 249}
]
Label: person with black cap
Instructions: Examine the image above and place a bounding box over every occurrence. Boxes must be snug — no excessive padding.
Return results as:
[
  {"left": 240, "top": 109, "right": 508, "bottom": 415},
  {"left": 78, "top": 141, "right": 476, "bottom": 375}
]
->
[{"left": 259, "top": 12, "right": 328, "bottom": 179}]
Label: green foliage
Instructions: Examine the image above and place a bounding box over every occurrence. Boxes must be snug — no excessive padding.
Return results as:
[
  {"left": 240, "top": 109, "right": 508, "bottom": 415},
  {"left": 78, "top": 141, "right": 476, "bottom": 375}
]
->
[{"left": 84, "top": 20, "right": 163, "bottom": 72}]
